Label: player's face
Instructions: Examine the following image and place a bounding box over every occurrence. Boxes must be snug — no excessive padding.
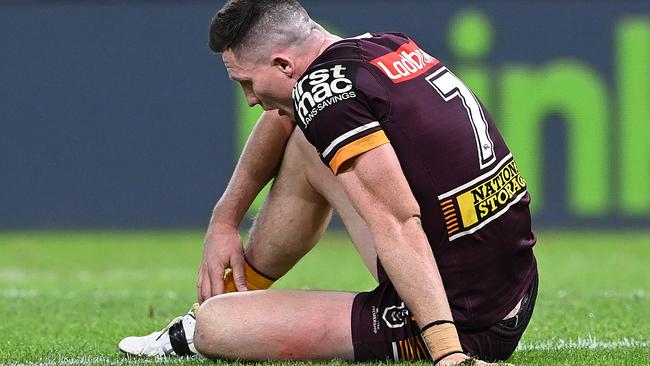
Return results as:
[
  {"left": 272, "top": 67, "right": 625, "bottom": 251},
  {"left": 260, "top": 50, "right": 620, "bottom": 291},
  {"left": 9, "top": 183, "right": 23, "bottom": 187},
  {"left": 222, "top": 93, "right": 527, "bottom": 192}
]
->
[{"left": 223, "top": 50, "right": 296, "bottom": 120}]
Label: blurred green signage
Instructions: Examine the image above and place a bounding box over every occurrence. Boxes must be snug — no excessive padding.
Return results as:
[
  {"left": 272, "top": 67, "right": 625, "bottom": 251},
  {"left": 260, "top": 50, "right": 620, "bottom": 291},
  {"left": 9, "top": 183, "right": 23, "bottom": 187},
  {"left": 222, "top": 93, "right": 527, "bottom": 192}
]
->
[{"left": 237, "top": 10, "right": 650, "bottom": 220}]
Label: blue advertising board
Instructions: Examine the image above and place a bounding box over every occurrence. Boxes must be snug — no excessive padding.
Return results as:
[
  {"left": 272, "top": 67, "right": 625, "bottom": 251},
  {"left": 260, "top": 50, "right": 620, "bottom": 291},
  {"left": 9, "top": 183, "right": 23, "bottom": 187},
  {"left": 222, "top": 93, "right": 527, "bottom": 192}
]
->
[{"left": 1, "top": 1, "right": 648, "bottom": 229}]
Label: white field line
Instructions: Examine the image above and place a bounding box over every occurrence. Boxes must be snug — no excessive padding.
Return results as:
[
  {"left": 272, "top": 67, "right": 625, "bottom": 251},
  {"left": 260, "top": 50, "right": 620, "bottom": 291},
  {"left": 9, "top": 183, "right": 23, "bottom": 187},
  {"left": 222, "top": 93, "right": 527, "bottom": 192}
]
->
[
  {"left": 0, "top": 289, "right": 38, "bottom": 298},
  {"left": 0, "top": 269, "right": 192, "bottom": 282},
  {"left": 517, "top": 336, "right": 648, "bottom": 351},
  {"left": 0, "top": 288, "right": 181, "bottom": 300},
  {"left": 551, "top": 289, "right": 648, "bottom": 299}
]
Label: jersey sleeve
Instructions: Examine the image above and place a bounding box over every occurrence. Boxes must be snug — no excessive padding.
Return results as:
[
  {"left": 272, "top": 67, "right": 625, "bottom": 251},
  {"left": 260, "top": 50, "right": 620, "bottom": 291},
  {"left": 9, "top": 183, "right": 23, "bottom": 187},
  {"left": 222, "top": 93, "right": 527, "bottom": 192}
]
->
[{"left": 293, "top": 62, "right": 390, "bottom": 174}]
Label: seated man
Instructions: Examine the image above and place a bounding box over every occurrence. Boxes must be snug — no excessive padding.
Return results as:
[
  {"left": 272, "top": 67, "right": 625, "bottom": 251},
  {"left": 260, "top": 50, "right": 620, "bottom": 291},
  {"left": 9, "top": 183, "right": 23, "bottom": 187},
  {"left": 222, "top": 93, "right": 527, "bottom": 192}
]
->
[{"left": 119, "top": 1, "right": 538, "bottom": 365}]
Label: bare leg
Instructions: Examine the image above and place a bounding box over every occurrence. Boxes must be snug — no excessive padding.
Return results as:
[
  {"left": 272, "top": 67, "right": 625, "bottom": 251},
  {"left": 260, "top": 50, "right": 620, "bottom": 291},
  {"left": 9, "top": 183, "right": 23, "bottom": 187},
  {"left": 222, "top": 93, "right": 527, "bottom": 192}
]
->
[
  {"left": 121, "top": 130, "right": 378, "bottom": 360},
  {"left": 246, "top": 127, "right": 378, "bottom": 280},
  {"left": 244, "top": 129, "right": 334, "bottom": 279},
  {"left": 195, "top": 290, "right": 356, "bottom": 361},
  {"left": 294, "top": 129, "right": 378, "bottom": 280},
  {"left": 195, "top": 128, "right": 378, "bottom": 361}
]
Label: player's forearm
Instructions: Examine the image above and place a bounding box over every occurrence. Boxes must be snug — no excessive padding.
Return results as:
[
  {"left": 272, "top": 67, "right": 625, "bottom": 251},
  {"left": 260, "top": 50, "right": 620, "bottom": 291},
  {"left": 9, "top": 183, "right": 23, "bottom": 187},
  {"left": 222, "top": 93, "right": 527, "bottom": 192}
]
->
[
  {"left": 209, "top": 111, "right": 294, "bottom": 228},
  {"left": 371, "top": 216, "right": 454, "bottom": 326},
  {"left": 372, "top": 218, "right": 466, "bottom": 362},
  {"left": 337, "top": 145, "right": 454, "bottom": 324}
]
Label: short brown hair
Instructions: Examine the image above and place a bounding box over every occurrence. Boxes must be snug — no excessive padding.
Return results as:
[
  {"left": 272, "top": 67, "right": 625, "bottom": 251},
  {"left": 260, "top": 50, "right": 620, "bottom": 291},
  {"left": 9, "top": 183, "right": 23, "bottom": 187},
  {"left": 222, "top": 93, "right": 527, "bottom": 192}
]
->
[{"left": 208, "top": 0, "right": 310, "bottom": 53}]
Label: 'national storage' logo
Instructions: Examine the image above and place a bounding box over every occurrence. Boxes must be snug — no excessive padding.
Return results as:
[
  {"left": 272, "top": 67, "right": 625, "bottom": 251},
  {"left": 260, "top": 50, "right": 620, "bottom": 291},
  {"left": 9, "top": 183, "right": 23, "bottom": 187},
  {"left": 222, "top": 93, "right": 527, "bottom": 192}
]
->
[{"left": 438, "top": 154, "right": 527, "bottom": 240}]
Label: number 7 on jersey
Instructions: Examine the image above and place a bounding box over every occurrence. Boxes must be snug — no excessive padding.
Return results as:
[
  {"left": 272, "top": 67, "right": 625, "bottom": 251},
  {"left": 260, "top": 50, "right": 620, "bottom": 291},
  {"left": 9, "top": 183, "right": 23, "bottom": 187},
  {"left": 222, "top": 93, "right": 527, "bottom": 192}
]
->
[{"left": 426, "top": 67, "right": 496, "bottom": 170}]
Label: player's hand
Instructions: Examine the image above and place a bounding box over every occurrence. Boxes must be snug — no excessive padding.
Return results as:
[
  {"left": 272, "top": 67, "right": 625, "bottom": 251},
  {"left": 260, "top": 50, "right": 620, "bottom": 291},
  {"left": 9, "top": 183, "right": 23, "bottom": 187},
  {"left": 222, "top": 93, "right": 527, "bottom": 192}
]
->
[
  {"left": 436, "top": 353, "right": 506, "bottom": 366},
  {"left": 197, "top": 222, "right": 247, "bottom": 303}
]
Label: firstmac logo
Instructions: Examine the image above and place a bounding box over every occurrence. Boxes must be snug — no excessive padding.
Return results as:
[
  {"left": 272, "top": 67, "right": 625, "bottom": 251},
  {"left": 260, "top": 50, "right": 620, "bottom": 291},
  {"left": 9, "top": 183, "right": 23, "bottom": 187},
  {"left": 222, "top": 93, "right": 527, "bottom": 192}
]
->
[
  {"left": 371, "top": 39, "right": 440, "bottom": 83},
  {"left": 292, "top": 65, "right": 356, "bottom": 128}
]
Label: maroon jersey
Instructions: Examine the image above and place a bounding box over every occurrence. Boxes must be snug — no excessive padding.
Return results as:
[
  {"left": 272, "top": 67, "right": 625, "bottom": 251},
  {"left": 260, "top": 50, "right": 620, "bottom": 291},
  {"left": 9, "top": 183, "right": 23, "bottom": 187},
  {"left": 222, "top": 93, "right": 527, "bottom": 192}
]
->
[{"left": 292, "top": 33, "right": 537, "bottom": 329}]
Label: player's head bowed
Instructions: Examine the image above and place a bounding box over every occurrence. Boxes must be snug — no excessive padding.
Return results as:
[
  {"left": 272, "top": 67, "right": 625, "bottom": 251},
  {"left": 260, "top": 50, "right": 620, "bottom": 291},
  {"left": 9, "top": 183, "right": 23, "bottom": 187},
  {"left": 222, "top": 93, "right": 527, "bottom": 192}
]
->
[
  {"left": 208, "top": 0, "right": 333, "bottom": 120},
  {"left": 209, "top": 0, "right": 316, "bottom": 62}
]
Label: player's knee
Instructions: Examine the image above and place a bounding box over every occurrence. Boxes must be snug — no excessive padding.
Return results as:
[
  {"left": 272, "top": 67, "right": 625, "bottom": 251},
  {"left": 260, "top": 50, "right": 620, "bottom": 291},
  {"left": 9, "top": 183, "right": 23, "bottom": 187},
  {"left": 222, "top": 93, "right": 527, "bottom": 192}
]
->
[{"left": 194, "top": 296, "right": 232, "bottom": 359}]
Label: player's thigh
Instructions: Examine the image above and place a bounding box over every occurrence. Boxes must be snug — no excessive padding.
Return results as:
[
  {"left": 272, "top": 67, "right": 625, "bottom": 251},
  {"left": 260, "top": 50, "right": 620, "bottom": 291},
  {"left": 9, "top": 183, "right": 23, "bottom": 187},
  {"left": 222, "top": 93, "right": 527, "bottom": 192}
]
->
[
  {"left": 293, "top": 129, "right": 379, "bottom": 280},
  {"left": 195, "top": 290, "right": 356, "bottom": 361},
  {"left": 246, "top": 129, "right": 334, "bottom": 278}
]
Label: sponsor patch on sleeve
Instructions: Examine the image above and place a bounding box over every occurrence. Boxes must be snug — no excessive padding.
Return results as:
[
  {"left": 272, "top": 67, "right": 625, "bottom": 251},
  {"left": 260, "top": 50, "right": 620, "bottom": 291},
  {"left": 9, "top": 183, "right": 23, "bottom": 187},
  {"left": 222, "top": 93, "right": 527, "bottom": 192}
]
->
[
  {"left": 292, "top": 64, "right": 358, "bottom": 129},
  {"left": 438, "top": 154, "right": 527, "bottom": 241},
  {"left": 370, "top": 39, "right": 440, "bottom": 83},
  {"left": 292, "top": 62, "right": 390, "bottom": 174}
]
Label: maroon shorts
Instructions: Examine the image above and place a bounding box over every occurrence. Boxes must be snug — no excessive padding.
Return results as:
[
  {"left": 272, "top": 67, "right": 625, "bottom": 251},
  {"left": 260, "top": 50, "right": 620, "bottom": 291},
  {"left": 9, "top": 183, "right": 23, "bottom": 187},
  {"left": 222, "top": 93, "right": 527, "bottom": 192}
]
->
[{"left": 351, "top": 270, "right": 538, "bottom": 362}]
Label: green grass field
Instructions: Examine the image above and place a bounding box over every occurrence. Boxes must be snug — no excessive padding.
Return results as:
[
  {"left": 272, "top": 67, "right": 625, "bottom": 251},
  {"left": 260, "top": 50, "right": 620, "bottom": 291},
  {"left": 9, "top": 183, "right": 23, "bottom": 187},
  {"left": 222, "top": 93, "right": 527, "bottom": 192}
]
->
[{"left": 1, "top": 231, "right": 649, "bottom": 366}]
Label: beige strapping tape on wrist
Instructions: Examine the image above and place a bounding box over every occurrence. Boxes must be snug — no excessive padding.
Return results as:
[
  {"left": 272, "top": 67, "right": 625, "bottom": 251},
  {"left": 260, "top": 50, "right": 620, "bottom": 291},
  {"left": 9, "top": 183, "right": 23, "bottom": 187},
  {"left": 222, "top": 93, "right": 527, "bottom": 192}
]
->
[{"left": 421, "top": 323, "right": 464, "bottom": 363}]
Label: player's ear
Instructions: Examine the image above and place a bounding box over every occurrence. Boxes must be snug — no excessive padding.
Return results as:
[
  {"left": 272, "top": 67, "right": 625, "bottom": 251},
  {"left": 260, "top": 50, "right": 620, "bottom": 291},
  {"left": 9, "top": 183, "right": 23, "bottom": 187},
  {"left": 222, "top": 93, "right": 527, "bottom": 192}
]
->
[{"left": 272, "top": 55, "right": 295, "bottom": 78}]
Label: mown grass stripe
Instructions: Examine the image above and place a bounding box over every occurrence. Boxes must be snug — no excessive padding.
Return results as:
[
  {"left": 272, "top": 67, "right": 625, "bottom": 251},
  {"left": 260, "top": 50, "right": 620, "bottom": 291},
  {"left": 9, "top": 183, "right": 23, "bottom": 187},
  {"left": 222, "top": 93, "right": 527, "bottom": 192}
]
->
[
  {"left": 5, "top": 338, "right": 648, "bottom": 366},
  {"left": 4, "top": 356, "right": 207, "bottom": 366}
]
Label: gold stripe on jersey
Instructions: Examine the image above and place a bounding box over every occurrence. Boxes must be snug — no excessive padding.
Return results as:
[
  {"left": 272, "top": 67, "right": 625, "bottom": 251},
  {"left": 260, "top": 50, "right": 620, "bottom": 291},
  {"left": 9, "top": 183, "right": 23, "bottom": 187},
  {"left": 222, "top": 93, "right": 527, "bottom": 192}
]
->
[
  {"left": 410, "top": 338, "right": 418, "bottom": 359},
  {"left": 395, "top": 336, "right": 430, "bottom": 361},
  {"left": 328, "top": 130, "right": 390, "bottom": 174},
  {"left": 438, "top": 154, "right": 527, "bottom": 241},
  {"left": 441, "top": 198, "right": 461, "bottom": 235},
  {"left": 408, "top": 337, "right": 416, "bottom": 359},
  {"left": 415, "top": 335, "right": 430, "bottom": 359}
]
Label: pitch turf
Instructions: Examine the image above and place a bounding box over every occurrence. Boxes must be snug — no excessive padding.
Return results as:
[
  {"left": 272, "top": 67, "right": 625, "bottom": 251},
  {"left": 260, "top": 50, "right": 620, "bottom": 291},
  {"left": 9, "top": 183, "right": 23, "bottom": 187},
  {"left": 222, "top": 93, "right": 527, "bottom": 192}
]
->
[{"left": 1, "top": 231, "right": 649, "bottom": 366}]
